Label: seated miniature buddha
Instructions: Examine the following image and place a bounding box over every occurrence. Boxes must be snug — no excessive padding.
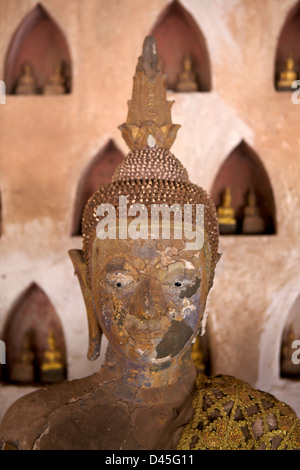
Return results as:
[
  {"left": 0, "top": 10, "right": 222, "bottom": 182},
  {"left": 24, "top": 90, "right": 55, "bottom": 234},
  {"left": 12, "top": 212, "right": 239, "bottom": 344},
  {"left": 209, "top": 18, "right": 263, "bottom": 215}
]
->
[
  {"left": 0, "top": 36, "right": 299, "bottom": 451},
  {"left": 175, "top": 56, "right": 198, "bottom": 92},
  {"left": 9, "top": 332, "right": 35, "bottom": 384},
  {"left": 43, "top": 62, "right": 66, "bottom": 95},
  {"left": 40, "top": 330, "right": 65, "bottom": 384},
  {"left": 242, "top": 188, "right": 265, "bottom": 234},
  {"left": 277, "top": 56, "right": 298, "bottom": 90},
  {"left": 217, "top": 187, "right": 237, "bottom": 234},
  {"left": 15, "top": 62, "right": 38, "bottom": 95}
]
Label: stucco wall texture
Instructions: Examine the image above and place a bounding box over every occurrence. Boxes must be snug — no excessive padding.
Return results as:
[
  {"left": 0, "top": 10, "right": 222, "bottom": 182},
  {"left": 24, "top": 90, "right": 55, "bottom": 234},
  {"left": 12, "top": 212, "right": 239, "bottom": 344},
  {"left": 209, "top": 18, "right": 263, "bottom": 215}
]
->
[{"left": 0, "top": 0, "right": 299, "bottom": 421}]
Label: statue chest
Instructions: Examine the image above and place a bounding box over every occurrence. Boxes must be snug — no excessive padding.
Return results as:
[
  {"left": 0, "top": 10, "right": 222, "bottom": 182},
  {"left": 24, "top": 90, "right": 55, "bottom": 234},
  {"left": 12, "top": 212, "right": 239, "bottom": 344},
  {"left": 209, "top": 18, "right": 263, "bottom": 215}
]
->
[{"left": 34, "top": 396, "right": 177, "bottom": 450}]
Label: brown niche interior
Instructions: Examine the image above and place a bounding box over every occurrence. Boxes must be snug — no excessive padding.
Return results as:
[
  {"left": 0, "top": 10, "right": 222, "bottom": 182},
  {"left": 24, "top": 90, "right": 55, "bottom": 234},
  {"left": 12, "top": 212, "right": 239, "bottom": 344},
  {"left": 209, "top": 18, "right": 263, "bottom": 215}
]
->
[
  {"left": 72, "top": 140, "right": 125, "bottom": 236},
  {"left": 275, "top": 1, "right": 300, "bottom": 90},
  {"left": 210, "top": 140, "right": 276, "bottom": 235},
  {"left": 1, "top": 282, "right": 67, "bottom": 384},
  {"left": 150, "top": 0, "right": 211, "bottom": 92},
  {"left": 4, "top": 3, "right": 71, "bottom": 94}
]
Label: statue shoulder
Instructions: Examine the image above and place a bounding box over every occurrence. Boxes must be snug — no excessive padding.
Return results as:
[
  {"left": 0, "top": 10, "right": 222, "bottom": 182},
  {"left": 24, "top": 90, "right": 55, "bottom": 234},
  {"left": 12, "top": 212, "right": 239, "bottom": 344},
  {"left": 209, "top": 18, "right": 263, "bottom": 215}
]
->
[
  {"left": 0, "top": 373, "right": 100, "bottom": 450},
  {"left": 177, "top": 374, "right": 300, "bottom": 450},
  {"left": 0, "top": 386, "right": 52, "bottom": 450}
]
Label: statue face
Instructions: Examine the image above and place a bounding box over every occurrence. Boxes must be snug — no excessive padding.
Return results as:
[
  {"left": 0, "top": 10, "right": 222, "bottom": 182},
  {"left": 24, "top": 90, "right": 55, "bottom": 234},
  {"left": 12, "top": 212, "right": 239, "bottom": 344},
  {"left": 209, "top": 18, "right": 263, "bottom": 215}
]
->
[{"left": 91, "top": 236, "right": 211, "bottom": 366}]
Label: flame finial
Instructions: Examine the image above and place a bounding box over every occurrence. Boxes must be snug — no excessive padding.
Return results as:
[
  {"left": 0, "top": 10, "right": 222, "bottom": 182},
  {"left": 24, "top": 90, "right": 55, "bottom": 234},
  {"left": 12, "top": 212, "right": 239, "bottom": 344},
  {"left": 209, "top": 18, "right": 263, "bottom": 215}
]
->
[{"left": 118, "top": 36, "right": 180, "bottom": 150}]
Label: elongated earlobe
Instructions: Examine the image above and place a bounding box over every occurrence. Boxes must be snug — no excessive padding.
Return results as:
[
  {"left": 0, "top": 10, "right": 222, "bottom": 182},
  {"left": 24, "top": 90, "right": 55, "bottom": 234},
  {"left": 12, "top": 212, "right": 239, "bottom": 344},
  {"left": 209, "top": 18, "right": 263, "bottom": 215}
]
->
[{"left": 68, "top": 249, "right": 102, "bottom": 360}]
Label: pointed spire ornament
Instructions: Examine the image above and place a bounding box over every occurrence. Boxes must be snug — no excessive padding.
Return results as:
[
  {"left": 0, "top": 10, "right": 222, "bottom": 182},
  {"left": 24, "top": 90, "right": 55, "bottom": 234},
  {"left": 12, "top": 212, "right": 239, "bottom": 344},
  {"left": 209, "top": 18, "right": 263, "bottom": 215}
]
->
[{"left": 118, "top": 36, "right": 180, "bottom": 150}]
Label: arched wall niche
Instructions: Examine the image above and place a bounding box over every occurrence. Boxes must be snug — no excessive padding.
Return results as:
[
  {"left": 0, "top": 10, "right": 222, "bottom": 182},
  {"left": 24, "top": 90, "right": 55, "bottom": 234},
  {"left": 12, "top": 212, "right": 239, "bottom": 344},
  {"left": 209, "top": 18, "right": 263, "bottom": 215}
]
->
[
  {"left": 150, "top": 0, "right": 211, "bottom": 92},
  {"left": 1, "top": 283, "right": 67, "bottom": 384},
  {"left": 72, "top": 139, "right": 125, "bottom": 236},
  {"left": 210, "top": 140, "right": 276, "bottom": 235},
  {"left": 280, "top": 292, "right": 300, "bottom": 379},
  {"left": 4, "top": 3, "right": 72, "bottom": 94},
  {"left": 275, "top": 1, "right": 300, "bottom": 90}
]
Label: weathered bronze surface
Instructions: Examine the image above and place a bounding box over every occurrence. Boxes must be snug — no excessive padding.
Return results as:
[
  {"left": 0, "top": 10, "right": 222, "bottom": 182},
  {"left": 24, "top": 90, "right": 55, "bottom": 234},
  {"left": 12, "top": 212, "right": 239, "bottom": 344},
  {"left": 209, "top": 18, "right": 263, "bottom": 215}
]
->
[{"left": 118, "top": 36, "right": 180, "bottom": 150}]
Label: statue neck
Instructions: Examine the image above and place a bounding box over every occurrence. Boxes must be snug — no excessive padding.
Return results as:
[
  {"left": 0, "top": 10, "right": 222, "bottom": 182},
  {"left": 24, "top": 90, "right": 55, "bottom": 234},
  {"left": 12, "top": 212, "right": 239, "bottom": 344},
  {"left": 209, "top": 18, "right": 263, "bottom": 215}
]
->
[{"left": 102, "top": 344, "right": 197, "bottom": 400}]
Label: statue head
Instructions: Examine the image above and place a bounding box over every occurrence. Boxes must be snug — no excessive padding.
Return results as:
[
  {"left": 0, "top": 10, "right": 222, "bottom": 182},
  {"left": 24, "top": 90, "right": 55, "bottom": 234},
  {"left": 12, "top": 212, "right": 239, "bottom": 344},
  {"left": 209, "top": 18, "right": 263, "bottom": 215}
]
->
[{"left": 69, "top": 37, "right": 220, "bottom": 376}]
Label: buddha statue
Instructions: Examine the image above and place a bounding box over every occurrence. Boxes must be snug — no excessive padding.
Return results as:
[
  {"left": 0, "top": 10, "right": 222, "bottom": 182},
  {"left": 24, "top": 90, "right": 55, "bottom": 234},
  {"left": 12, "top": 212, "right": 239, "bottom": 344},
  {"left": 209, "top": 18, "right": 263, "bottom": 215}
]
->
[
  {"left": 40, "top": 330, "right": 65, "bottom": 383},
  {"left": 15, "top": 62, "right": 38, "bottom": 95},
  {"left": 217, "top": 186, "right": 237, "bottom": 234},
  {"left": 0, "top": 36, "right": 299, "bottom": 451},
  {"left": 43, "top": 62, "right": 66, "bottom": 95},
  {"left": 242, "top": 188, "right": 265, "bottom": 234},
  {"left": 9, "top": 332, "right": 35, "bottom": 384},
  {"left": 175, "top": 56, "right": 198, "bottom": 92},
  {"left": 277, "top": 56, "right": 298, "bottom": 90}
]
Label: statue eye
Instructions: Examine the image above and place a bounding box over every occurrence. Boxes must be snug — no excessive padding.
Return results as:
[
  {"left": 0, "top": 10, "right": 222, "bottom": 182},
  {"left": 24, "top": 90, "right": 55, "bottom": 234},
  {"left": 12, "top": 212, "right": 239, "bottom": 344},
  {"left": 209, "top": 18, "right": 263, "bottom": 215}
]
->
[
  {"left": 174, "top": 281, "right": 182, "bottom": 287},
  {"left": 106, "top": 272, "right": 135, "bottom": 288}
]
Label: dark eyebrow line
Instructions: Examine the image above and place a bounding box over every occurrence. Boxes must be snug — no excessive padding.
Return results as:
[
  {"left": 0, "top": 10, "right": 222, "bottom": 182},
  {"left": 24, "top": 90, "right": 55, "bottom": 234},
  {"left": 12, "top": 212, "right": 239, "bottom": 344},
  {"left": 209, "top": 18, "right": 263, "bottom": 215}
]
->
[{"left": 105, "top": 260, "right": 125, "bottom": 273}]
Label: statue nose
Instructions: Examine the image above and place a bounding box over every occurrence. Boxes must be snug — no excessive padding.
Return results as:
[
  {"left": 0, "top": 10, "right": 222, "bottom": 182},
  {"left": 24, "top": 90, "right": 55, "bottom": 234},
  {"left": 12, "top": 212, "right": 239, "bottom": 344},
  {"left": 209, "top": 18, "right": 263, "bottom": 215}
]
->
[{"left": 138, "top": 279, "right": 163, "bottom": 318}]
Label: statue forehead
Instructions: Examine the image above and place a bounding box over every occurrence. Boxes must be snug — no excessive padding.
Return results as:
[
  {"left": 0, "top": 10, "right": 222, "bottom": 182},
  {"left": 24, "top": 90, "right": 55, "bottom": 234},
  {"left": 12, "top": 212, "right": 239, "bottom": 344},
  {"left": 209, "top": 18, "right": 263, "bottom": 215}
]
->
[{"left": 91, "top": 237, "right": 207, "bottom": 269}]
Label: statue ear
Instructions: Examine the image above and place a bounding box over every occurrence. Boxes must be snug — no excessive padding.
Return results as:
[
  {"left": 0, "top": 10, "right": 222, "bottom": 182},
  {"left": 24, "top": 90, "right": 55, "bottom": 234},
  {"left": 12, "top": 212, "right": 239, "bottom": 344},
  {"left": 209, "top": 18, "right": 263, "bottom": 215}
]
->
[
  {"left": 68, "top": 249, "right": 102, "bottom": 361},
  {"left": 208, "top": 252, "right": 222, "bottom": 290}
]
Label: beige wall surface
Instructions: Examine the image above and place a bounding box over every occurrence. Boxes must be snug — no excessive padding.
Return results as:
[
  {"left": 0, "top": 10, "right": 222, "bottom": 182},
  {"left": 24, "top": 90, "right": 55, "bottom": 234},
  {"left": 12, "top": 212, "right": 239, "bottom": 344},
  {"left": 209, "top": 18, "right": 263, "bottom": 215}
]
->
[{"left": 0, "top": 0, "right": 299, "bottom": 420}]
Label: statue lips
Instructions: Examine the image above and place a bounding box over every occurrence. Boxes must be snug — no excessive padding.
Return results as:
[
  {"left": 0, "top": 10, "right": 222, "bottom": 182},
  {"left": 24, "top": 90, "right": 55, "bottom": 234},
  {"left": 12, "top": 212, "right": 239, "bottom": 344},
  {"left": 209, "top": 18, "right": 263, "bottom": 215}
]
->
[{"left": 124, "top": 313, "right": 171, "bottom": 340}]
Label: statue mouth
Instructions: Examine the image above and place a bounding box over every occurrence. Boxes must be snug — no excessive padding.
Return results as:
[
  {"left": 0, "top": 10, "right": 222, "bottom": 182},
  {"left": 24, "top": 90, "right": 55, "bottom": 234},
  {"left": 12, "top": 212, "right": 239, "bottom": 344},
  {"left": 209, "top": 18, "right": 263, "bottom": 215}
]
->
[{"left": 124, "top": 314, "right": 171, "bottom": 340}]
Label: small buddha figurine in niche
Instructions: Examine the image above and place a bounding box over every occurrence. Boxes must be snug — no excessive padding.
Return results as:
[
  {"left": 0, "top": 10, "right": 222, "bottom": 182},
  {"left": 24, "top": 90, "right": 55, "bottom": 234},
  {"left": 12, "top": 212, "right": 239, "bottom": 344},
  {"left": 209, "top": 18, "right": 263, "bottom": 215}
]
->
[
  {"left": 277, "top": 56, "right": 298, "bottom": 90},
  {"left": 280, "top": 325, "right": 300, "bottom": 379},
  {"left": 15, "top": 62, "right": 38, "bottom": 95},
  {"left": 175, "top": 56, "right": 198, "bottom": 92},
  {"left": 242, "top": 188, "right": 265, "bottom": 234},
  {"left": 191, "top": 335, "right": 208, "bottom": 376},
  {"left": 40, "top": 330, "right": 65, "bottom": 384},
  {"left": 43, "top": 62, "right": 66, "bottom": 95},
  {"left": 9, "top": 332, "right": 35, "bottom": 384},
  {"left": 217, "top": 186, "right": 237, "bottom": 234},
  {"left": 0, "top": 36, "right": 299, "bottom": 451}
]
